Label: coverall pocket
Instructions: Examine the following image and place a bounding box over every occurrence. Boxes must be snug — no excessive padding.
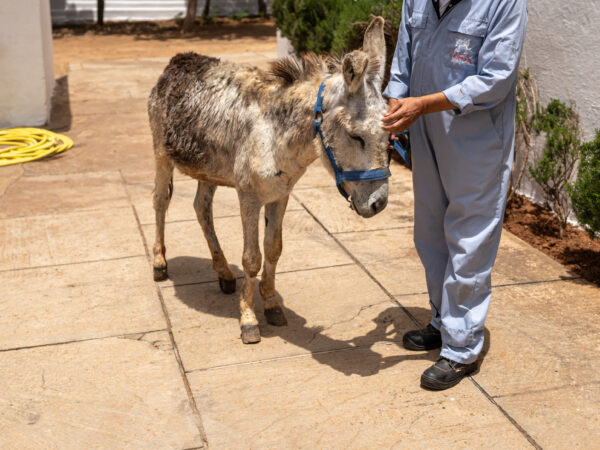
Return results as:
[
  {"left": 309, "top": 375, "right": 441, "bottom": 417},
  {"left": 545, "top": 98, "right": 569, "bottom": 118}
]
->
[
  {"left": 408, "top": 12, "right": 429, "bottom": 52},
  {"left": 446, "top": 18, "right": 488, "bottom": 73}
]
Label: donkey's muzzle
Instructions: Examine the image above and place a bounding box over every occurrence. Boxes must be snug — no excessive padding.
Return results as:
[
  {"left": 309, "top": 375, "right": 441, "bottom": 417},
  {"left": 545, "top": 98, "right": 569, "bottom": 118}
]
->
[{"left": 369, "top": 195, "right": 388, "bottom": 216}]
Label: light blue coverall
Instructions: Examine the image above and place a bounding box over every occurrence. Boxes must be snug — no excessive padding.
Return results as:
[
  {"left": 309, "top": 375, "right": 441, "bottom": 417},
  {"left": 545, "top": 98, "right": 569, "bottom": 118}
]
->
[{"left": 384, "top": 0, "right": 528, "bottom": 363}]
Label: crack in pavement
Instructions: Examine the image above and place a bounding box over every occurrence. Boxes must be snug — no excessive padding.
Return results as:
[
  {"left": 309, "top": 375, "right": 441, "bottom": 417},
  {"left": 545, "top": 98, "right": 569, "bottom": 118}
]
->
[{"left": 308, "top": 299, "right": 394, "bottom": 343}]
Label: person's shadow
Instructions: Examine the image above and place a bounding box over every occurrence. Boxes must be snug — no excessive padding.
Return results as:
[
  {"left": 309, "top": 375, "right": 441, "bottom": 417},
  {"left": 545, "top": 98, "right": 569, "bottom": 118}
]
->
[{"left": 170, "top": 256, "right": 490, "bottom": 377}]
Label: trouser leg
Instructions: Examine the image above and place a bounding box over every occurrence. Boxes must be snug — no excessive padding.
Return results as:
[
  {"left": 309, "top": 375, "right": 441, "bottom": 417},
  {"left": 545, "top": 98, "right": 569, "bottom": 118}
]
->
[
  {"left": 410, "top": 117, "right": 449, "bottom": 330},
  {"left": 429, "top": 111, "right": 514, "bottom": 364}
]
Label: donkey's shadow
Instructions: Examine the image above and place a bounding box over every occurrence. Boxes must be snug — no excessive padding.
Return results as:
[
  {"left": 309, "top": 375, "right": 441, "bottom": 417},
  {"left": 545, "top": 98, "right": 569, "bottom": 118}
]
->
[{"left": 170, "top": 256, "right": 490, "bottom": 377}]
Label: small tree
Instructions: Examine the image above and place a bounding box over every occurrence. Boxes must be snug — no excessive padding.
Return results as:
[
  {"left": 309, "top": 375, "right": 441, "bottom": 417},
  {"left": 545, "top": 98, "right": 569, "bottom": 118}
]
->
[
  {"left": 97, "top": 0, "right": 105, "bottom": 27},
  {"left": 529, "top": 99, "right": 582, "bottom": 238},
  {"left": 183, "top": 0, "right": 198, "bottom": 32},
  {"left": 202, "top": 0, "right": 211, "bottom": 17},
  {"left": 258, "top": 0, "right": 267, "bottom": 16},
  {"left": 508, "top": 69, "right": 539, "bottom": 204},
  {"left": 569, "top": 131, "right": 600, "bottom": 238}
]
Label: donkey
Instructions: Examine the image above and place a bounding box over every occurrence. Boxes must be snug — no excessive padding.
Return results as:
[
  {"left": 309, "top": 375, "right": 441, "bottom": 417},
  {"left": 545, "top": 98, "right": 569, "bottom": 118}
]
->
[{"left": 148, "top": 17, "right": 391, "bottom": 344}]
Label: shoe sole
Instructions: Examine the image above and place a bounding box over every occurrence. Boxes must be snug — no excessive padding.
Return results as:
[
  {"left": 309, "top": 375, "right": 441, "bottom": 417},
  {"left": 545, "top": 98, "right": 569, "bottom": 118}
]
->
[
  {"left": 402, "top": 335, "right": 442, "bottom": 351},
  {"left": 420, "top": 366, "right": 478, "bottom": 391}
]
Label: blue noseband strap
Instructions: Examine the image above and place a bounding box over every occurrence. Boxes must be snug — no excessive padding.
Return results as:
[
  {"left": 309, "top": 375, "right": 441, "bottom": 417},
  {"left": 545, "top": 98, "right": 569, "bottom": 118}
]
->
[{"left": 313, "top": 78, "right": 410, "bottom": 202}]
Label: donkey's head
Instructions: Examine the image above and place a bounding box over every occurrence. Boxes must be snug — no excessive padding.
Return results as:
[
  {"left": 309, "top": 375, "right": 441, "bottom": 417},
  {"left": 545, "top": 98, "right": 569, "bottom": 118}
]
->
[{"left": 317, "top": 17, "right": 390, "bottom": 218}]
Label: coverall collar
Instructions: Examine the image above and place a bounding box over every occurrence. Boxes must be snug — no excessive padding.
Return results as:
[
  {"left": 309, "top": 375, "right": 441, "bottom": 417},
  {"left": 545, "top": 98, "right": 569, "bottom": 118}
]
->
[{"left": 432, "top": 0, "right": 464, "bottom": 20}]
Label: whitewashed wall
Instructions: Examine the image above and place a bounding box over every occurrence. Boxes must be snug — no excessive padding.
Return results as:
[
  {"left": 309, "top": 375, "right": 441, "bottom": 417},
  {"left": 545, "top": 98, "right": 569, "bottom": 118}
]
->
[
  {"left": 51, "top": 0, "right": 271, "bottom": 24},
  {"left": 0, "top": 0, "right": 54, "bottom": 127},
  {"left": 517, "top": 0, "right": 600, "bottom": 207}
]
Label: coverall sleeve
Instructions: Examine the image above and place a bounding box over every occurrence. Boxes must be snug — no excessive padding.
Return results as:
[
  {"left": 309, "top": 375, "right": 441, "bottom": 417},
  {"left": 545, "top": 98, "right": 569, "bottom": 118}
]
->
[
  {"left": 383, "top": 2, "right": 412, "bottom": 99},
  {"left": 443, "top": 0, "right": 528, "bottom": 115}
]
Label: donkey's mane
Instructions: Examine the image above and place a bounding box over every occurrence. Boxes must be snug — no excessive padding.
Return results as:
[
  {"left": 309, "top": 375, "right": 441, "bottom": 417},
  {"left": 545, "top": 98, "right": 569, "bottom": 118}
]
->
[
  {"left": 270, "top": 51, "right": 382, "bottom": 87},
  {"left": 269, "top": 53, "right": 337, "bottom": 85}
]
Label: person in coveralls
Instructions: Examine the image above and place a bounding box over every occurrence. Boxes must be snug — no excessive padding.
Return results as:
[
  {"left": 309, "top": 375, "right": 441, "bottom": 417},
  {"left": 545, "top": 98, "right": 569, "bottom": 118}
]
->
[{"left": 382, "top": 0, "right": 528, "bottom": 390}]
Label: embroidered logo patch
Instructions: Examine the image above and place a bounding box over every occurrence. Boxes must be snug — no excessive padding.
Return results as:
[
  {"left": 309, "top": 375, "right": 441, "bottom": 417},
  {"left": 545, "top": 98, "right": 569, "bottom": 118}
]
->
[{"left": 450, "top": 38, "right": 474, "bottom": 65}]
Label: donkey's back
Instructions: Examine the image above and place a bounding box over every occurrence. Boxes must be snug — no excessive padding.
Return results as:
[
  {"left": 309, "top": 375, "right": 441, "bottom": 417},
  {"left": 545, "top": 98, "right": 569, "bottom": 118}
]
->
[{"left": 148, "top": 52, "right": 265, "bottom": 184}]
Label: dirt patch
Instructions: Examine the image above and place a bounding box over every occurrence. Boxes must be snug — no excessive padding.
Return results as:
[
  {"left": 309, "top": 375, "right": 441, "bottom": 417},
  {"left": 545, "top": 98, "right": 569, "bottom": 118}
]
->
[
  {"left": 504, "top": 195, "right": 600, "bottom": 286},
  {"left": 52, "top": 18, "right": 277, "bottom": 77}
]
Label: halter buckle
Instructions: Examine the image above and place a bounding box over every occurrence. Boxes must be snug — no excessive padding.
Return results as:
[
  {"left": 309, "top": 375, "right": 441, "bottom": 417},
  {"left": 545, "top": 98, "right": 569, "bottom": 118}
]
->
[{"left": 313, "top": 112, "right": 323, "bottom": 138}]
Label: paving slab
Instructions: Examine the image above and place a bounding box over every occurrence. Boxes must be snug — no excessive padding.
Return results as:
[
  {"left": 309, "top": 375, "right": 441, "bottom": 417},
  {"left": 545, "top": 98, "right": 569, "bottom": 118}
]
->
[
  {"left": 474, "top": 279, "right": 600, "bottom": 396},
  {"left": 390, "top": 278, "right": 600, "bottom": 447},
  {"left": 0, "top": 164, "right": 23, "bottom": 198},
  {"left": 162, "top": 265, "right": 411, "bottom": 371},
  {"left": 188, "top": 342, "right": 530, "bottom": 449},
  {"left": 0, "top": 256, "right": 164, "bottom": 350},
  {"left": 292, "top": 167, "right": 414, "bottom": 234},
  {"left": 292, "top": 160, "right": 333, "bottom": 190},
  {"left": 337, "top": 227, "right": 574, "bottom": 297},
  {"left": 0, "top": 332, "right": 203, "bottom": 449},
  {"left": 0, "top": 171, "right": 129, "bottom": 219},
  {"left": 493, "top": 383, "right": 600, "bottom": 449},
  {"left": 128, "top": 178, "right": 302, "bottom": 226},
  {"left": 142, "top": 209, "right": 353, "bottom": 286},
  {"left": 0, "top": 207, "right": 145, "bottom": 271}
]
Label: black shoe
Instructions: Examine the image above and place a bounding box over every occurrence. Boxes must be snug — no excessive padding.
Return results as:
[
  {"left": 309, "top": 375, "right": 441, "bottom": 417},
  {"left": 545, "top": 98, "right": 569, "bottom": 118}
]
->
[
  {"left": 403, "top": 324, "right": 442, "bottom": 350},
  {"left": 420, "top": 357, "right": 478, "bottom": 390}
]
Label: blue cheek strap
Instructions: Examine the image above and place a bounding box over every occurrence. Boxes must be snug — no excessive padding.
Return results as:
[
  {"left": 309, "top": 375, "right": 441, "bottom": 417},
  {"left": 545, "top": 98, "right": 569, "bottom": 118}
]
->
[{"left": 313, "top": 78, "right": 410, "bottom": 202}]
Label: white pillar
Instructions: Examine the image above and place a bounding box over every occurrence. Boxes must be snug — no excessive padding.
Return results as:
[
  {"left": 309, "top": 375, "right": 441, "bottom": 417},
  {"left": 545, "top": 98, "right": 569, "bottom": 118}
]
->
[{"left": 0, "top": 0, "right": 55, "bottom": 128}]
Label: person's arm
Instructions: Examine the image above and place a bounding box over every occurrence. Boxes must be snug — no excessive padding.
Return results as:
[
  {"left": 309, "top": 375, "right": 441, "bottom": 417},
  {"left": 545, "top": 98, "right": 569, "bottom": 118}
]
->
[
  {"left": 443, "top": 0, "right": 528, "bottom": 115},
  {"left": 382, "top": 1, "right": 413, "bottom": 100},
  {"left": 383, "top": 93, "right": 455, "bottom": 133}
]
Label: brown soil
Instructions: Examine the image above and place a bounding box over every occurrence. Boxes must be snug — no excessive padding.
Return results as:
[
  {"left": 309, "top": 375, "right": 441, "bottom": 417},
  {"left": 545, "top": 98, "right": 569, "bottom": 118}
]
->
[
  {"left": 504, "top": 195, "right": 600, "bottom": 286},
  {"left": 52, "top": 18, "right": 277, "bottom": 77}
]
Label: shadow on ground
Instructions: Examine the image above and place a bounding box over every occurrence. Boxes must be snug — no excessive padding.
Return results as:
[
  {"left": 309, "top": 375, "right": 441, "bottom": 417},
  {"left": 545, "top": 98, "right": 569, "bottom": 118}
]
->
[
  {"left": 169, "top": 256, "right": 490, "bottom": 377},
  {"left": 53, "top": 18, "right": 277, "bottom": 42},
  {"left": 49, "top": 75, "right": 72, "bottom": 132}
]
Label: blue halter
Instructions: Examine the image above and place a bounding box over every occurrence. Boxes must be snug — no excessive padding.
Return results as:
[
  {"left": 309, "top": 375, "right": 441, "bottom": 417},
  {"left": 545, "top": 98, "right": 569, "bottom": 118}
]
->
[{"left": 313, "top": 78, "right": 411, "bottom": 201}]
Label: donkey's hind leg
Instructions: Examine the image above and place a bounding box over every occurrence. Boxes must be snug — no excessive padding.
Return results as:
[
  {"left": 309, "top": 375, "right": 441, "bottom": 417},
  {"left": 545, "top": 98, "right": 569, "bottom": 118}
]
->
[
  {"left": 194, "top": 182, "right": 237, "bottom": 294},
  {"left": 259, "top": 196, "right": 289, "bottom": 327},
  {"left": 152, "top": 152, "right": 174, "bottom": 281}
]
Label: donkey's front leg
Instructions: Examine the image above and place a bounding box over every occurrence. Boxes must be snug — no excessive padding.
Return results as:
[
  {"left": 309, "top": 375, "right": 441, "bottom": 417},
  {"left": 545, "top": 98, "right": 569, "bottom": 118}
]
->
[
  {"left": 238, "top": 192, "right": 262, "bottom": 344},
  {"left": 259, "top": 196, "right": 289, "bottom": 327}
]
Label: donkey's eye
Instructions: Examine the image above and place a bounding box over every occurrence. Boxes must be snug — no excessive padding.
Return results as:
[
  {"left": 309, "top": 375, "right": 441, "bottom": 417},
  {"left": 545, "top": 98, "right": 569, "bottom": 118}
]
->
[{"left": 349, "top": 134, "right": 365, "bottom": 148}]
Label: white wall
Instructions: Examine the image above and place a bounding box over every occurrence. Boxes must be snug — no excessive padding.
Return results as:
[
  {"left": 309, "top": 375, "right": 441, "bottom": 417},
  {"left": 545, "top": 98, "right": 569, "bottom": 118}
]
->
[
  {"left": 0, "top": 0, "right": 55, "bottom": 128},
  {"left": 517, "top": 0, "right": 600, "bottom": 207},
  {"left": 51, "top": 0, "right": 272, "bottom": 24},
  {"left": 521, "top": 0, "right": 599, "bottom": 141}
]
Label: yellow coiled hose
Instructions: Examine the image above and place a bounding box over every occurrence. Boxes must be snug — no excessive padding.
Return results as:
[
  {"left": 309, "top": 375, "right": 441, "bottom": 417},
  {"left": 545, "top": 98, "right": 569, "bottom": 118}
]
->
[{"left": 0, "top": 128, "right": 73, "bottom": 167}]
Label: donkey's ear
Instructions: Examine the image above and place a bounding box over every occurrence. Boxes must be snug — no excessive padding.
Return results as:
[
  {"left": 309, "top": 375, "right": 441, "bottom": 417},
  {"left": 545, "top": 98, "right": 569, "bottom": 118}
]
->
[
  {"left": 342, "top": 52, "right": 369, "bottom": 94},
  {"left": 362, "top": 16, "right": 386, "bottom": 87}
]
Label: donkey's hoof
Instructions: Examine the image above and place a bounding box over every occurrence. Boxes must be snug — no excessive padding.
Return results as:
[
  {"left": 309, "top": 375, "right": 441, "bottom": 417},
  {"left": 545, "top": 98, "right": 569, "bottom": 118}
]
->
[
  {"left": 219, "top": 277, "right": 237, "bottom": 294},
  {"left": 153, "top": 266, "right": 168, "bottom": 282},
  {"left": 241, "top": 325, "right": 261, "bottom": 344},
  {"left": 264, "top": 307, "right": 288, "bottom": 326}
]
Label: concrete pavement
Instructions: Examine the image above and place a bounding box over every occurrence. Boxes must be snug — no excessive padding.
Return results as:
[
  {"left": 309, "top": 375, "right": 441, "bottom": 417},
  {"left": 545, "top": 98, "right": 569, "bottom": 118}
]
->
[{"left": 0, "top": 53, "right": 598, "bottom": 449}]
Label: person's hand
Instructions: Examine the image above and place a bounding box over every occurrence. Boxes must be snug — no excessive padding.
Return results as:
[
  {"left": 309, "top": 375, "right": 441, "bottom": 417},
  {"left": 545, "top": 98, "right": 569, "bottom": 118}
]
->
[{"left": 382, "top": 97, "right": 425, "bottom": 134}]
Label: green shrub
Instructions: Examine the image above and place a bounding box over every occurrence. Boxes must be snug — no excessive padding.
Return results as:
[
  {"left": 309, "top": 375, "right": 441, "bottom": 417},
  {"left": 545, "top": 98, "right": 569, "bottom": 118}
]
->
[
  {"left": 529, "top": 99, "right": 582, "bottom": 237},
  {"left": 273, "top": 0, "right": 403, "bottom": 55},
  {"left": 569, "top": 131, "right": 600, "bottom": 238},
  {"left": 331, "top": 0, "right": 403, "bottom": 54},
  {"left": 272, "top": 0, "right": 344, "bottom": 54}
]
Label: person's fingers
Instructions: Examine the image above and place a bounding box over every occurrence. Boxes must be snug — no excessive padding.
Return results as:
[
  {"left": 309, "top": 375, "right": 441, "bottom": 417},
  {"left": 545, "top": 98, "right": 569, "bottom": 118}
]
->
[
  {"left": 384, "top": 101, "right": 402, "bottom": 115},
  {"left": 382, "top": 117, "right": 411, "bottom": 133},
  {"left": 384, "top": 99, "right": 404, "bottom": 118},
  {"left": 382, "top": 107, "right": 406, "bottom": 123}
]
